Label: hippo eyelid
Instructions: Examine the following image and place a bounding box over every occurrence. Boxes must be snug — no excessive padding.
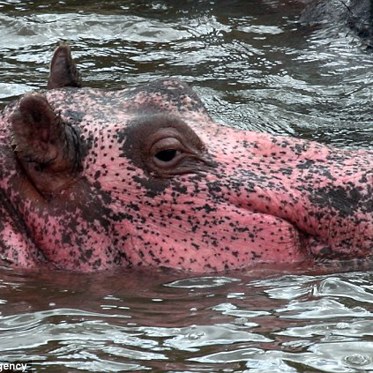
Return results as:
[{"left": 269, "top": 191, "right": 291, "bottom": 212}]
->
[
  {"left": 149, "top": 132, "right": 195, "bottom": 169},
  {"left": 149, "top": 133, "right": 183, "bottom": 156}
]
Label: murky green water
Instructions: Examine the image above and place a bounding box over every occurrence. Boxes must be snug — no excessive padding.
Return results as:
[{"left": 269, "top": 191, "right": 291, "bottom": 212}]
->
[{"left": 0, "top": 1, "right": 372, "bottom": 372}]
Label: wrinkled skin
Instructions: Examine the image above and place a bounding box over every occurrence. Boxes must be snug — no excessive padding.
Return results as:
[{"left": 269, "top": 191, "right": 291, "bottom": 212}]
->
[
  {"left": 300, "top": 0, "right": 373, "bottom": 49},
  {"left": 0, "top": 44, "right": 372, "bottom": 272}
]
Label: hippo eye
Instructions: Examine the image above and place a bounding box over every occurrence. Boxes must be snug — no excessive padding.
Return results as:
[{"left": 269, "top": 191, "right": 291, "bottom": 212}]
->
[
  {"left": 124, "top": 118, "right": 212, "bottom": 177},
  {"left": 150, "top": 137, "right": 183, "bottom": 168},
  {"left": 155, "top": 149, "right": 178, "bottom": 162}
]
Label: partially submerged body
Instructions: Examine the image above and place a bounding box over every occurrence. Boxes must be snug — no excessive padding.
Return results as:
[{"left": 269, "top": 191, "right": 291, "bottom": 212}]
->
[{"left": 0, "top": 44, "right": 372, "bottom": 272}]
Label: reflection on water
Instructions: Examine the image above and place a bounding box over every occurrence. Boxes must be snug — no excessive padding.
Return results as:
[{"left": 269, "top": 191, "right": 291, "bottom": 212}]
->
[
  {"left": 0, "top": 1, "right": 372, "bottom": 372},
  {"left": 0, "top": 267, "right": 372, "bottom": 372}
]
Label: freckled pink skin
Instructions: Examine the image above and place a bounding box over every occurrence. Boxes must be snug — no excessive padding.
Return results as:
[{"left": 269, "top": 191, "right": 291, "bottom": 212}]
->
[{"left": 0, "top": 79, "right": 372, "bottom": 272}]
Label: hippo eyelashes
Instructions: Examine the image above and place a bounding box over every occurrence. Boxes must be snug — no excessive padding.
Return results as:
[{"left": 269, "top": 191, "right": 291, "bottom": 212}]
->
[{"left": 122, "top": 114, "right": 214, "bottom": 177}]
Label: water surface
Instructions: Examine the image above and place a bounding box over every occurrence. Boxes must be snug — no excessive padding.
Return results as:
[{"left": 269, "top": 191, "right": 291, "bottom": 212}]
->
[{"left": 0, "top": 1, "right": 372, "bottom": 372}]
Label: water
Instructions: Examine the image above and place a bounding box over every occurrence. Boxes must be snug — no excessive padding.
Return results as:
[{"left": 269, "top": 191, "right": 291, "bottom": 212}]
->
[
  {"left": 0, "top": 267, "right": 372, "bottom": 372},
  {"left": 0, "top": 1, "right": 372, "bottom": 372}
]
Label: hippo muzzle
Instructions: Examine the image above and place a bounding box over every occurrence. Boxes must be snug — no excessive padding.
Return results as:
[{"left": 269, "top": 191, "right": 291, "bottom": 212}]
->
[{"left": 0, "top": 44, "right": 372, "bottom": 272}]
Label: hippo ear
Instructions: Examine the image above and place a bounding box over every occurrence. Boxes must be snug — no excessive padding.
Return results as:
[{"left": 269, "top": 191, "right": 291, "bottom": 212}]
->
[
  {"left": 47, "top": 42, "right": 82, "bottom": 90},
  {"left": 10, "top": 94, "right": 81, "bottom": 192}
]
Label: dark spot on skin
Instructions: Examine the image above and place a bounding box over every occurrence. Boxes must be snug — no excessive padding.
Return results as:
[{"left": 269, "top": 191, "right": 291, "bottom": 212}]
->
[
  {"left": 310, "top": 185, "right": 364, "bottom": 217},
  {"left": 171, "top": 183, "right": 188, "bottom": 194},
  {"left": 132, "top": 175, "right": 170, "bottom": 197},
  {"left": 279, "top": 168, "right": 293, "bottom": 176},
  {"left": 296, "top": 160, "right": 315, "bottom": 170}
]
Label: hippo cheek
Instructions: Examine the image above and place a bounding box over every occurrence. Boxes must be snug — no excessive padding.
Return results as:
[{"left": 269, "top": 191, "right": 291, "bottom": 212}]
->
[{"left": 109, "top": 187, "right": 309, "bottom": 272}]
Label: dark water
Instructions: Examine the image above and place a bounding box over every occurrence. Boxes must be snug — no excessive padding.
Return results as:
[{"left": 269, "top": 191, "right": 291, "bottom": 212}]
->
[
  {"left": 0, "top": 266, "right": 372, "bottom": 372},
  {"left": 0, "top": 1, "right": 372, "bottom": 372}
]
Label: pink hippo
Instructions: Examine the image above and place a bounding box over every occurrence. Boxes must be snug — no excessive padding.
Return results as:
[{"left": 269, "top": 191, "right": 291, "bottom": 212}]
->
[{"left": 0, "top": 44, "right": 372, "bottom": 272}]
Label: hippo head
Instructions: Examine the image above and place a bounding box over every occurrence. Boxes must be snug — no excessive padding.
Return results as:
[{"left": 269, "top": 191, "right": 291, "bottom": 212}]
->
[{"left": 0, "top": 44, "right": 372, "bottom": 272}]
